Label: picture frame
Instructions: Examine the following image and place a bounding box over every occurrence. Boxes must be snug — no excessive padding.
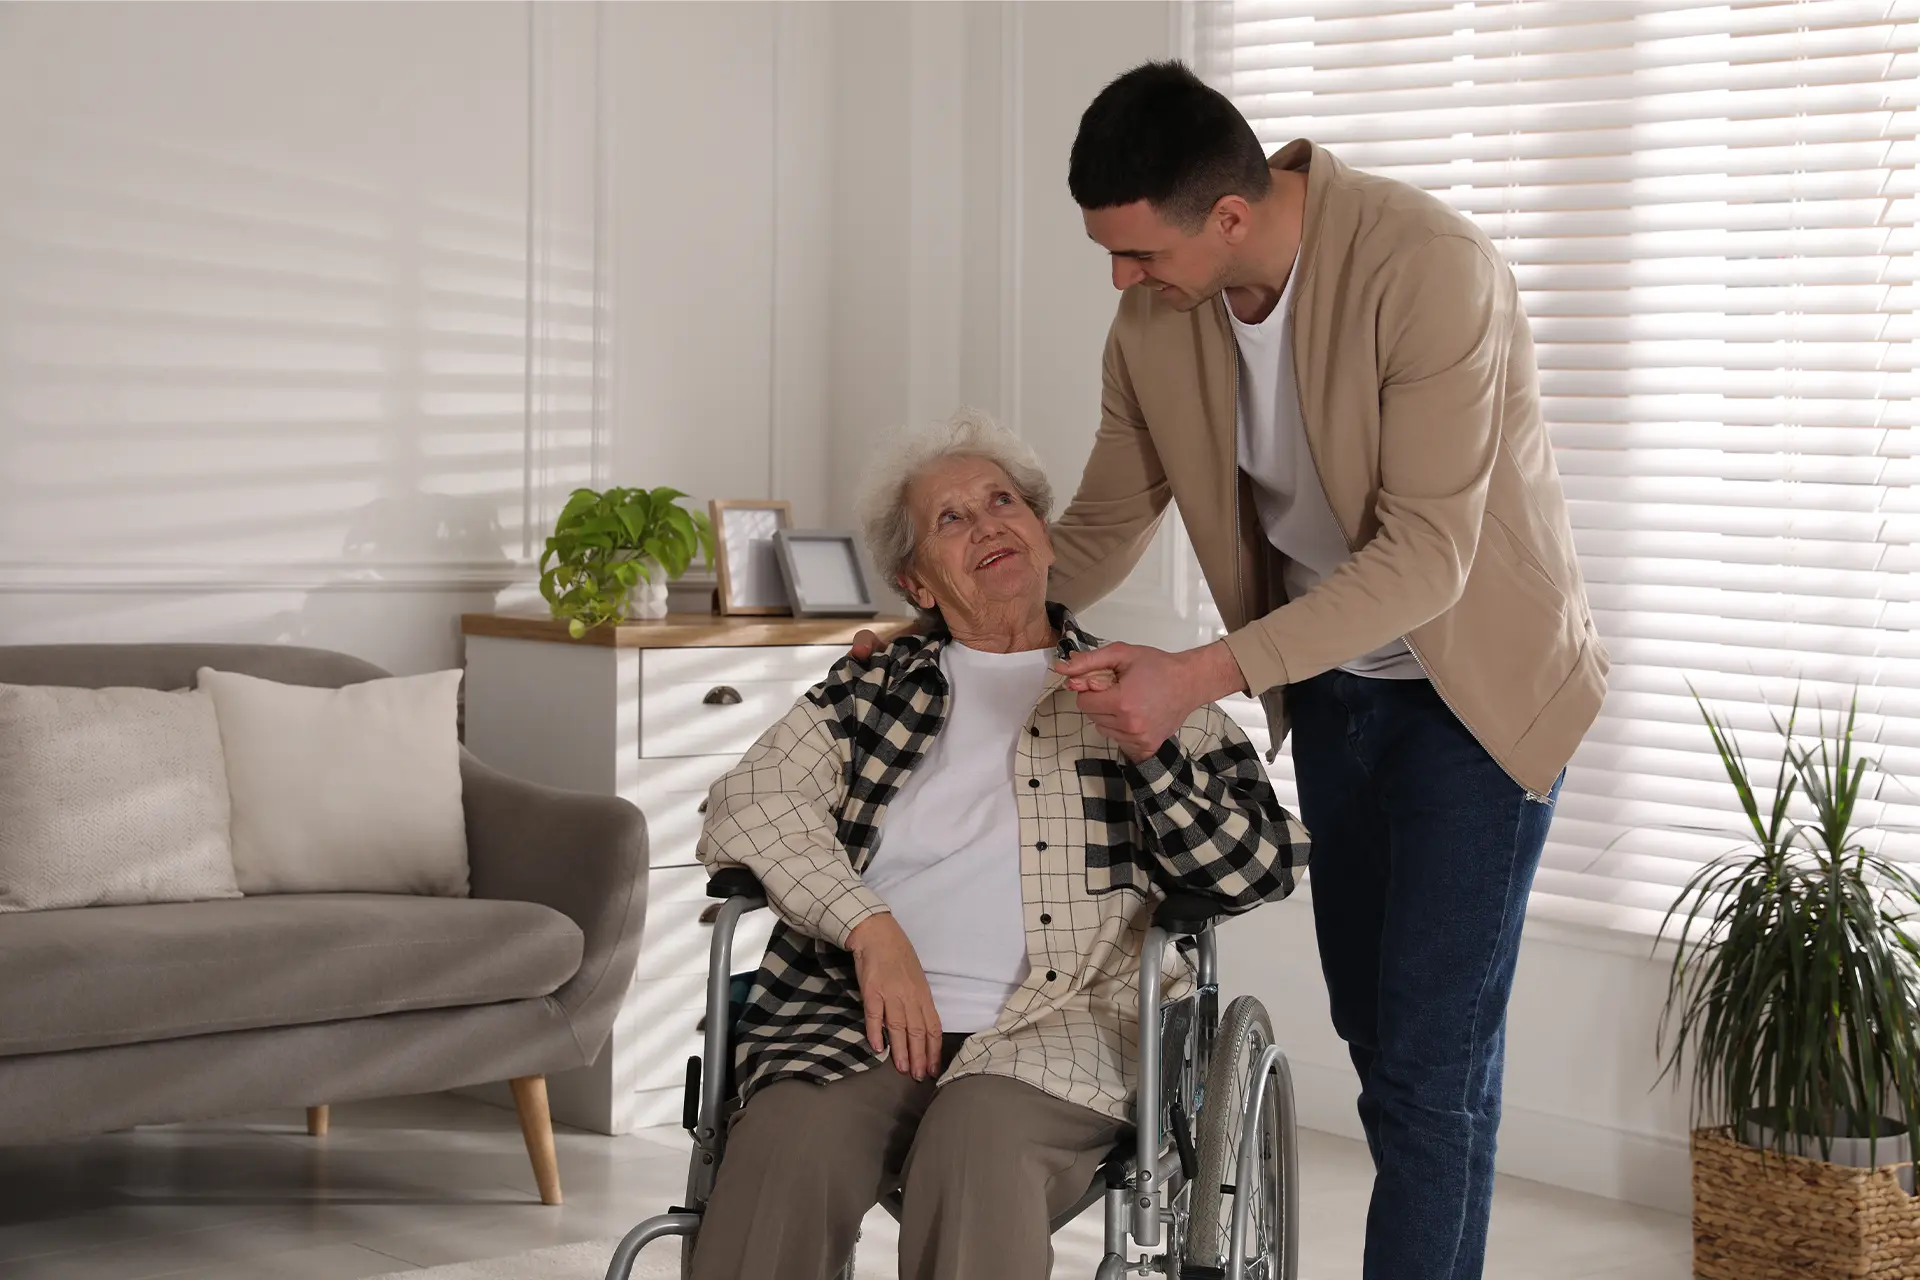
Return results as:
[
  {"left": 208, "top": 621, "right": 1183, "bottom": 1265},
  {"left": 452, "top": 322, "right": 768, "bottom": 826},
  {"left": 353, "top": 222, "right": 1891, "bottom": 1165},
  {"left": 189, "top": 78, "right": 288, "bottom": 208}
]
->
[
  {"left": 709, "top": 499, "right": 794, "bottom": 615},
  {"left": 772, "top": 530, "right": 882, "bottom": 618}
]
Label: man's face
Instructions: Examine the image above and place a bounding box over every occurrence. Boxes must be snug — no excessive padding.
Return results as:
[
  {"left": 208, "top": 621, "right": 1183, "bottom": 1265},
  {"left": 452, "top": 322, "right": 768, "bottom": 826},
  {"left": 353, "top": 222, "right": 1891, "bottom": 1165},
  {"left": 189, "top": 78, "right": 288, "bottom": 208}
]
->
[{"left": 1083, "top": 199, "right": 1233, "bottom": 311}]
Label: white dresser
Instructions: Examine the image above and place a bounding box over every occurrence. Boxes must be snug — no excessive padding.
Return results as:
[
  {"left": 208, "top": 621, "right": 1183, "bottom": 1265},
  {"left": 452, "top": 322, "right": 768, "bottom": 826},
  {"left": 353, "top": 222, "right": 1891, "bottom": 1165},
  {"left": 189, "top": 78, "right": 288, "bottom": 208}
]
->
[{"left": 459, "top": 611, "right": 910, "bottom": 1134}]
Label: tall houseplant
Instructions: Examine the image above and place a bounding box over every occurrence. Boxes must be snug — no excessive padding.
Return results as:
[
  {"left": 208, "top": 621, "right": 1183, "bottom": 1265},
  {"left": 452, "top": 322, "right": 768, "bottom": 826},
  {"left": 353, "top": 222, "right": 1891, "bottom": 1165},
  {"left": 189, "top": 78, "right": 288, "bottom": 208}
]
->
[
  {"left": 539, "top": 486, "right": 714, "bottom": 638},
  {"left": 1657, "top": 690, "right": 1920, "bottom": 1276}
]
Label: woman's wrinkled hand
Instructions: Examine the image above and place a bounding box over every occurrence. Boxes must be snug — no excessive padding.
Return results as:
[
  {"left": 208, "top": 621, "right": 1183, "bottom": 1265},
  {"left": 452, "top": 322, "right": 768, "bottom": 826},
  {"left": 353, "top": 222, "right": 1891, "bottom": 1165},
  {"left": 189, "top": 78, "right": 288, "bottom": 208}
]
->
[{"left": 847, "top": 913, "right": 943, "bottom": 1080}]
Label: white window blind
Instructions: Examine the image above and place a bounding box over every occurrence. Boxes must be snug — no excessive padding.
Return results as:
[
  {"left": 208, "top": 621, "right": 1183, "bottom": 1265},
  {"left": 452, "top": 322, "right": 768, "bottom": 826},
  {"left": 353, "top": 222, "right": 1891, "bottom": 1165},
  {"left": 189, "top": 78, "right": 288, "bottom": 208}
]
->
[{"left": 1199, "top": 0, "right": 1918, "bottom": 934}]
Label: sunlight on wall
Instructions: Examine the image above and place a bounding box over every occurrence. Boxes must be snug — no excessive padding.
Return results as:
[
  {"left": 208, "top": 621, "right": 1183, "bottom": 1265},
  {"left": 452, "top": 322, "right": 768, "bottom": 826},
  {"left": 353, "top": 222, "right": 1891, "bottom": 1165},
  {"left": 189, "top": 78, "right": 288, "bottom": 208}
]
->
[{"left": 0, "top": 3, "right": 599, "bottom": 617}]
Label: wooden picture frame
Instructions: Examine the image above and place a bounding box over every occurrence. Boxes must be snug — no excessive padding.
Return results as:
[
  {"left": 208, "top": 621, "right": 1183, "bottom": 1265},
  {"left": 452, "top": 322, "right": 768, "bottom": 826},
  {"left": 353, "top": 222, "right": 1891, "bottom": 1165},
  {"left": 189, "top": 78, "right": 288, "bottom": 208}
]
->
[
  {"left": 709, "top": 499, "right": 794, "bottom": 615},
  {"left": 772, "top": 530, "right": 882, "bottom": 618}
]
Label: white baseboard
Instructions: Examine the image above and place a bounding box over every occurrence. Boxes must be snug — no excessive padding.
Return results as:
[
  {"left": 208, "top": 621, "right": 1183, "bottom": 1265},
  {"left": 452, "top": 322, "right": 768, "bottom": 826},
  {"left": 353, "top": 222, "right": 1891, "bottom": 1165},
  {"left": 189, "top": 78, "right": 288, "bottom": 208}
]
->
[{"left": 1287, "top": 1057, "right": 1692, "bottom": 1215}]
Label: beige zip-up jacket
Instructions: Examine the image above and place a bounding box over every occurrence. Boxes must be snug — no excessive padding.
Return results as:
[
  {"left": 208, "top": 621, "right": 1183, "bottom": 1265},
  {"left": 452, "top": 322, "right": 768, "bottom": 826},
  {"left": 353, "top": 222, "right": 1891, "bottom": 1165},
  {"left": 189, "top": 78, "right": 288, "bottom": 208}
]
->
[{"left": 1048, "top": 139, "right": 1608, "bottom": 799}]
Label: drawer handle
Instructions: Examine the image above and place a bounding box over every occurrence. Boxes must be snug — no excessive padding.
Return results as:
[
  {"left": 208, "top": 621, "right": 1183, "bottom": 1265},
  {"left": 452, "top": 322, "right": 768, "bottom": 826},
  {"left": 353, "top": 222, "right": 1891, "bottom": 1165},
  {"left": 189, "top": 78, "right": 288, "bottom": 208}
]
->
[{"left": 703, "top": 685, "right": 743, "bottom": 706}]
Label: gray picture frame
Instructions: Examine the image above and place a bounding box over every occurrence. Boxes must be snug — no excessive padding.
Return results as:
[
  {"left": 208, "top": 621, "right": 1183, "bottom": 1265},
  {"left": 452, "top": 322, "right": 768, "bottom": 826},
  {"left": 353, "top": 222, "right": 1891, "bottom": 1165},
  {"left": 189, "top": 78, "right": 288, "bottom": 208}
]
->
[{"left": 771, "top": 530, "right": 881, "bottom": 618}]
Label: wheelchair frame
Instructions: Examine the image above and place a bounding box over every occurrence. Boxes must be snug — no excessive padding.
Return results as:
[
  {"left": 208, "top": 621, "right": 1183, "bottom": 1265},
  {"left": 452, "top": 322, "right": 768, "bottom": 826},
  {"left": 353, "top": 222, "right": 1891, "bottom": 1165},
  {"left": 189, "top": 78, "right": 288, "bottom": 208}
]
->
[{"left": 606, "top": 869, "right": 1299, "bottom": 1280}]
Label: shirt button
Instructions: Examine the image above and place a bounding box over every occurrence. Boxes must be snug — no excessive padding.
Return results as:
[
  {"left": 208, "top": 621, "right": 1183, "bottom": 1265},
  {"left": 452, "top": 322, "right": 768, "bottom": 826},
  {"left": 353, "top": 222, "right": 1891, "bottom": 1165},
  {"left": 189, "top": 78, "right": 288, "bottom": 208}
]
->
[
  {"left": 1046, "top": 970, "right": 1058, "bottom": 982},
  {"left": 1029, "top": 726, "right": 1040, "bottom": 737},
  {"left": 1034, "top": 841, "right": 1048, "bottom": 851},
  {"left": 1040, "top": 913, "right": 1052, "bottom": 925},
  {"left": 1028, "top": 778, "right": 1040, "bottom": 788}
]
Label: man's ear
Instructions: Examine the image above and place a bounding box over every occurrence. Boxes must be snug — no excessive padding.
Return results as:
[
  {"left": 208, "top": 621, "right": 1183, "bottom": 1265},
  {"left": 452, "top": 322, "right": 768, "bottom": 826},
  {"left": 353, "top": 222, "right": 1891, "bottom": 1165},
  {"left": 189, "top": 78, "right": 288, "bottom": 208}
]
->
[{"left": 1212, "top": 194, "right": 1253, "bottom": 246}]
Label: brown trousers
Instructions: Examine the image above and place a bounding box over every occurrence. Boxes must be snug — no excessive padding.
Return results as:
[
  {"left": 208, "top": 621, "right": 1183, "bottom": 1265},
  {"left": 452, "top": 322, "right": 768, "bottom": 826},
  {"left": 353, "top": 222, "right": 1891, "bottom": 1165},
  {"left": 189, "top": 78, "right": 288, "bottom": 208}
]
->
[{"left": 687, "top": 1047, "right": 1121, "bottom": 1280}]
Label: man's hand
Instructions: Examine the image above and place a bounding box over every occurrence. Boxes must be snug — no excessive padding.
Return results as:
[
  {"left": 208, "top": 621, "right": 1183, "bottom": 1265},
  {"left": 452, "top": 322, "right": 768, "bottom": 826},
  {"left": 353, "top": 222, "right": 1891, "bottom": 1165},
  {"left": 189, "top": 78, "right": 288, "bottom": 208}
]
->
[
  {"left": 1055, "top": 640, "right": 1248, "bottom": 761},
  {"left": 847, "top": 913, "right": 943, "bottom": 1080},
  {"left": 850, "top": 619, "right": 926, "bottom": 662}
]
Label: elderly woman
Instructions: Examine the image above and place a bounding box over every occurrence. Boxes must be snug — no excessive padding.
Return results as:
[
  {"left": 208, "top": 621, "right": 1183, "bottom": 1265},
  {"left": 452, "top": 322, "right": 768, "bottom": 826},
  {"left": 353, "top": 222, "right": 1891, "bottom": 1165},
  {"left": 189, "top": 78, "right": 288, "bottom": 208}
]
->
[{"left": 689, "top": 410, "right": 1305, "bottom": 1280}]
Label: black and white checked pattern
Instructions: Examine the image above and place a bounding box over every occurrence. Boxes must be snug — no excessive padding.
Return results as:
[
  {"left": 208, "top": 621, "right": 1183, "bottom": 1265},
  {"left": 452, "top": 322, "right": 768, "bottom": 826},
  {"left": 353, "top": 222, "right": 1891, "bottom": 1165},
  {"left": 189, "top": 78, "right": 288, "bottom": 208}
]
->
[{"left": 695, "top": 607, "right": 1308, "bottom": 1122}]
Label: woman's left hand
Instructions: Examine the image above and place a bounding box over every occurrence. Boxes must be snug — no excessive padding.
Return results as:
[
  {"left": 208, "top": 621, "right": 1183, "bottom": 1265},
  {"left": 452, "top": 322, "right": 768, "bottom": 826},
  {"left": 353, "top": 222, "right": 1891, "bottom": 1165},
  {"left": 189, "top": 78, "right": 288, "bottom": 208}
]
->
[{"left": 847, "top": 913, "right": 944, "bottom": 1080}]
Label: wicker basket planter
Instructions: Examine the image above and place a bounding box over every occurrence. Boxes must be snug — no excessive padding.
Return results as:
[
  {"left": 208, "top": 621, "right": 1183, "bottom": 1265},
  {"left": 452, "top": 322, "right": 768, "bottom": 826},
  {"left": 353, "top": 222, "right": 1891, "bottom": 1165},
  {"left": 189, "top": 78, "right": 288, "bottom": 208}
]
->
[{"left": 1693, "top": 1126, "right": 1920, "bottom": 1279}]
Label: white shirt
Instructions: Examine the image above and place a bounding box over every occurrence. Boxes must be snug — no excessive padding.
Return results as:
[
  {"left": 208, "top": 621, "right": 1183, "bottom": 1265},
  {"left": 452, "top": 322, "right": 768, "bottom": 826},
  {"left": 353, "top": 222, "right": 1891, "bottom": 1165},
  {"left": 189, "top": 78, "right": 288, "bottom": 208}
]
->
[
  {"left": 862, "top": 641, "right": 1047, "bottom": 1032},
  {"left": 1229, "top": 256, "right": 1427, "bottom": 680}
]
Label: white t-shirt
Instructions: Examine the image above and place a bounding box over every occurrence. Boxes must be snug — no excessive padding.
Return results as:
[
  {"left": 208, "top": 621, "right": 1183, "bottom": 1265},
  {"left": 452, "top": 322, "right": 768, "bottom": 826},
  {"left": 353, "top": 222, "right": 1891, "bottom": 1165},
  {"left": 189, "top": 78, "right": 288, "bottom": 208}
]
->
[
  {"left": 1229, "top": 256, "right": 1427, "bottom": 680},
  {"left": 862, "top": 641, "right": 1048, "bottom": 1032}
]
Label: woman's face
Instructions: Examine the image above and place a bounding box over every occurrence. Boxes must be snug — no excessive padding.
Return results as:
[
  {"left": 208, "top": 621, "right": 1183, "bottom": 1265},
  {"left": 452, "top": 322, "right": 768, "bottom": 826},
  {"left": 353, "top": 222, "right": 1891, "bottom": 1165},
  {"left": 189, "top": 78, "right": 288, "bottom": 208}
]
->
[{"left": 899, "top": 456, "right": 1054, "bottom": 627}]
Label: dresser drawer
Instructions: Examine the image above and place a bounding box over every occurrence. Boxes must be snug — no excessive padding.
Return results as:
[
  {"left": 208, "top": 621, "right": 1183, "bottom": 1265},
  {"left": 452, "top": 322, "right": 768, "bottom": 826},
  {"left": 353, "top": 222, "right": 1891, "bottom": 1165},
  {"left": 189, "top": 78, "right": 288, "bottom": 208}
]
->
[
  {"left": 620, "top": 975, "right": 726, "bottom": 1096},
  {"left": 633, "top": 786, "right": 711, "bottom": 868},
  {"left": 625, "top": 754, "right": 740, "bottom": 867},
  {"left": 638, "top": 645, "right": 843, "bottom": 759},
  {"left": 635, "top": 864, "right": 776, "bottom": 982}
]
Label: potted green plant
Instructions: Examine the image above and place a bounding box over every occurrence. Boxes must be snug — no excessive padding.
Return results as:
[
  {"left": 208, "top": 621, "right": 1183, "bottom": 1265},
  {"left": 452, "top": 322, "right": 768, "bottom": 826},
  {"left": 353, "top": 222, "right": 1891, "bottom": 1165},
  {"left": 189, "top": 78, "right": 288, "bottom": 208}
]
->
[
  {"left": 1657, "top": 689, "right": 1920, "bottom": 1278},
  {"left": 539, "top": 486, "right": 714, "bottom": 638}
]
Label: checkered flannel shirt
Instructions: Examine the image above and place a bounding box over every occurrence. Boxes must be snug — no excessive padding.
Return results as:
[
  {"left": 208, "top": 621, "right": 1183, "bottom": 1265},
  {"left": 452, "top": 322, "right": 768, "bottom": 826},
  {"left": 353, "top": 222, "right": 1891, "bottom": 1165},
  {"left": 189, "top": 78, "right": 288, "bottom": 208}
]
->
[{"left": 694, "top": 606, "right": 1308, "bottom": 1122}]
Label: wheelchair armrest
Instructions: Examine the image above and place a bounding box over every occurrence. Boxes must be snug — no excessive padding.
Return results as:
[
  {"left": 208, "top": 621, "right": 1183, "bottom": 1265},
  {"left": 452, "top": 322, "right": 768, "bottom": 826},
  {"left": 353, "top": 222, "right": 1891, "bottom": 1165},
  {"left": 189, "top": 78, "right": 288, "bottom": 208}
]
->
[
  {"left": 707, "top": 867, "right": 765, "bottom": 900},
  {"left": 1153, "top": 892, "right": 1226, "bottom": 936}
]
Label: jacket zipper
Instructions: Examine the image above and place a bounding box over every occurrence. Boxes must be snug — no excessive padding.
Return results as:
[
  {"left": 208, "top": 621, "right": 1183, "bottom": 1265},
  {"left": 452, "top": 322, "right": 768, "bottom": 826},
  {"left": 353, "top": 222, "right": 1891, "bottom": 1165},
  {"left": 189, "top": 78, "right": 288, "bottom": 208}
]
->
[{"left": 1258, "top": 295, "right": 1549, "bottom": 804}]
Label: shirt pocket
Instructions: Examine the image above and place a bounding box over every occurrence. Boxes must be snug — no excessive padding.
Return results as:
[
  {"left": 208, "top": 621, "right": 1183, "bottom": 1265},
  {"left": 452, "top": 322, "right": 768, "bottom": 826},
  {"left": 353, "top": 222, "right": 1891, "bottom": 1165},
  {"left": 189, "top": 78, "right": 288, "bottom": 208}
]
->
[{"left": 1075, "top": 757, "right": 1153, "bottom": 898}]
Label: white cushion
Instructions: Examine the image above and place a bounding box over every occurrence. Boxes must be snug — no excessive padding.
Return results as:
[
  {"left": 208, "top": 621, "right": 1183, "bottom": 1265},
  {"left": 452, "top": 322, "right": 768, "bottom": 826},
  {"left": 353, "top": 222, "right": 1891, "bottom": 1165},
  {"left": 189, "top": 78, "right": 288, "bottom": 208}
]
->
[
  {"left": 0, "top": 684, "right": 241, "bottom": 913},
  {"left": 198, "top": 667, "right": 468, "bottom": 896}
]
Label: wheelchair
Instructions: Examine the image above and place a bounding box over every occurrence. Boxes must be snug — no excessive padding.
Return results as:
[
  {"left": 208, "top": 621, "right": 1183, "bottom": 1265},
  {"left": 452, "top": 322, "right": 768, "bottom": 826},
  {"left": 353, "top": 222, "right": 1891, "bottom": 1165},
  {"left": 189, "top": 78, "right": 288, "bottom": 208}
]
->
[{"left": 607, "top": 867, "right": 1299, "bottom": 1280}]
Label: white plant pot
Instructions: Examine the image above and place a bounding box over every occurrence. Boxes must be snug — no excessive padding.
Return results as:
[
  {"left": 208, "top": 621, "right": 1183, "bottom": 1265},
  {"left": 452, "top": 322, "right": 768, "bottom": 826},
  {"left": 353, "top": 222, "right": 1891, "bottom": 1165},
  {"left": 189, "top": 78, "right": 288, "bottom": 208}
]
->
[
  {"left": 1741, "top": 1111, "right": 1915, "bottom": 1194},
  {"left": 631, "top": 566, "right": 669, "bottom": 620}
]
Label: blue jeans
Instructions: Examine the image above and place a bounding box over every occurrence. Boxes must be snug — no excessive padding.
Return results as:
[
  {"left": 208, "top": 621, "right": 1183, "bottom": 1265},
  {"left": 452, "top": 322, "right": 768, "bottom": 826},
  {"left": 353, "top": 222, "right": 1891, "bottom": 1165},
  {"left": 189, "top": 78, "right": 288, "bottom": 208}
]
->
[{"left": 1288, "top": 670, "right": 1559, "bottom": 1280}]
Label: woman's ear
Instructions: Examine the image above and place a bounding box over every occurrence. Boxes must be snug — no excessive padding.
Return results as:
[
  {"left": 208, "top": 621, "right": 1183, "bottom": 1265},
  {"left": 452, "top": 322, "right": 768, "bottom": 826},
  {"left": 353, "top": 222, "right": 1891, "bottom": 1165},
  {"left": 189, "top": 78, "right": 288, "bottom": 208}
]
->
[{"left": 897, "top": 571, "right": 936, "bottom": 613}]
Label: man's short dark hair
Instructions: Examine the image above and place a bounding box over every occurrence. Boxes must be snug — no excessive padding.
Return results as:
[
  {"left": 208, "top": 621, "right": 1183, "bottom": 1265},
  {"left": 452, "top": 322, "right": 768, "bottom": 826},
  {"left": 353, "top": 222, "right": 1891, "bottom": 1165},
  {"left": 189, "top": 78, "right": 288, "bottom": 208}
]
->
[{"left": 1069, "top": 61, "right": 1272, "bottom": 229}]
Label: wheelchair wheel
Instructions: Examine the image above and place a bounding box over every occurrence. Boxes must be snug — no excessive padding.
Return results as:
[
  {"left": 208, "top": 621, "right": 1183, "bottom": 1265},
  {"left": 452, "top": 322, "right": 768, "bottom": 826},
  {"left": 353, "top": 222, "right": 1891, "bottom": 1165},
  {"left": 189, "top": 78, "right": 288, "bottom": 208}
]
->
[{"left": 1186, "top": 996, "right": 1293, "bottom": 1278}]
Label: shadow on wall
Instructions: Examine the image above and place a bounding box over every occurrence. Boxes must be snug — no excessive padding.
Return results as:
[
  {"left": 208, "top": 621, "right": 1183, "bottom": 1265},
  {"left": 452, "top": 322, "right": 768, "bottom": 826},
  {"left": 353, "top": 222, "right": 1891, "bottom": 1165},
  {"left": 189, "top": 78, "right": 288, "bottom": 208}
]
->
[{"left": 0, "top": 103, "right": 596, "bottom": 663}]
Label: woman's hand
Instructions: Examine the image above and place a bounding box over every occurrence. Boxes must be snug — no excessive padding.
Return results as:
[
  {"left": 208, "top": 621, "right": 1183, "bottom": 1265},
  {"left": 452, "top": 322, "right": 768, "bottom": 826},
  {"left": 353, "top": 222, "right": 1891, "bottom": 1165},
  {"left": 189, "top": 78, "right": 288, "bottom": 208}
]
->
[{"left": 847, "top": 913, "right": 943, "bottom": 1079}]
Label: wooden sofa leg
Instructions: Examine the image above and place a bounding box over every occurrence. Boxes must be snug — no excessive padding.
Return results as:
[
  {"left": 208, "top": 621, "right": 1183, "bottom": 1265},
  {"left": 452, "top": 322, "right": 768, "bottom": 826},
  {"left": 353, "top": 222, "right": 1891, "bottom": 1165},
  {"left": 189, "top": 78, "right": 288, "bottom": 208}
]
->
[
  {"left": 306, "top": 1105, "right": 329, "bottom": 1137},
  {"left": 509, "top": 1075, "right": 563, "bottom": 1205}
]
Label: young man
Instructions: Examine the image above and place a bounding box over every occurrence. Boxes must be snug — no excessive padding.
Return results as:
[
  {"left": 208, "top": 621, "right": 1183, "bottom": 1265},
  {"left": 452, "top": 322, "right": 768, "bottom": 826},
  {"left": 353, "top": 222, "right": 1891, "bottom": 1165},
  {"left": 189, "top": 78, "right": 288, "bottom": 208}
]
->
[{"left": 1049, "top": 62, "right": 1607, "bottom": 1279}]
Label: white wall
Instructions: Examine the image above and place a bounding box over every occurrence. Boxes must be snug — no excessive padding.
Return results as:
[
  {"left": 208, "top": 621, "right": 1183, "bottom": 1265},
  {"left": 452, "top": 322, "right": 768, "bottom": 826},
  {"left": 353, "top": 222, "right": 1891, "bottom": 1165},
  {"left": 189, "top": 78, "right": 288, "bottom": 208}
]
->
[
  {"left": 822, "top": 0, "right": 1217, "bottom": 650},
  {"left": 0, "top": 1, "right": 838, "bottom": 673},
  {"left": 605, "top": 2, "right": 835, "bottom": 527},
  {"left": 0, "top": 0, "right": 1199, "bottom": 668}
]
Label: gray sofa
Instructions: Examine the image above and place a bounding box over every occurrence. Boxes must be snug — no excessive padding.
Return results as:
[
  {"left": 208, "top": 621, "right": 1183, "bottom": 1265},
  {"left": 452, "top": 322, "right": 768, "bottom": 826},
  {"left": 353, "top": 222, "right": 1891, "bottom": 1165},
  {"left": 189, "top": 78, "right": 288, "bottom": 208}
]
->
[{"left": 0, "top": 643, "right": 648, "bottom": 1205}]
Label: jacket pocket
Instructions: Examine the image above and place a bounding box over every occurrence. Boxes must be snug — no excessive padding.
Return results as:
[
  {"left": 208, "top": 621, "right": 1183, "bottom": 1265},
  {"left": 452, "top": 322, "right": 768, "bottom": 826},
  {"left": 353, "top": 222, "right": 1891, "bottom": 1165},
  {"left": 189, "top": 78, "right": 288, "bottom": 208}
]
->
[
  {"left": 1449, "top": 517, "right": 1581, "bottom": 741},
  {"left": 1076, "top": 757, "right": 1153, "bottom": 898}
]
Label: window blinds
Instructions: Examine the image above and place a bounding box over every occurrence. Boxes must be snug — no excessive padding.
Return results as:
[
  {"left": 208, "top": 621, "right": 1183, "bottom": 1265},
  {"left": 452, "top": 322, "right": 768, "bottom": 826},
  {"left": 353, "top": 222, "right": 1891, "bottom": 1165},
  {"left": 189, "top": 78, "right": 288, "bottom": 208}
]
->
[{"left": 1199, "top": 0, "right": 1917, "bottom": 934}]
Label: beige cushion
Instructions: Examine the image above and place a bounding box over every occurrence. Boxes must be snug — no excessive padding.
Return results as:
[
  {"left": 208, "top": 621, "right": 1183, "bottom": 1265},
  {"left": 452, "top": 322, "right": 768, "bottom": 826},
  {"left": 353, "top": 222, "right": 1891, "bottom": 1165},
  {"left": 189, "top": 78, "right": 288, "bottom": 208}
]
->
[
  {"left": 0, "top": 684, "right": 240, "bottom": 913},
  {"left": 198, "top": 667, "right": 468, "bottom": 896},
  {"left": 0, "top": 894, "right": 583, "bottom": 1057}
]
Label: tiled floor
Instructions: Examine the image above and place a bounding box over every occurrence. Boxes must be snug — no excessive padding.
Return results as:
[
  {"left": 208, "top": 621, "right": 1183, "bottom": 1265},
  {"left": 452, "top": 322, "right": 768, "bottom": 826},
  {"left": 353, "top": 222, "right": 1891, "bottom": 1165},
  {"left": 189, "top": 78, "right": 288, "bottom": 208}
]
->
[{"left": 0, "top": 1093, "right": 1692, "bottom": 1279}]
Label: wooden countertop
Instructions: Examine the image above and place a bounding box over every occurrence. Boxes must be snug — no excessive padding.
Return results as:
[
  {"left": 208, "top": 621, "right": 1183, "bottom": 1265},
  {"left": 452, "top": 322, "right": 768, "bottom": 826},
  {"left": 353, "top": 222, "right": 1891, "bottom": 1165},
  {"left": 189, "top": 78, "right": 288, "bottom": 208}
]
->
[{"left": 461, "top": 611, "right": 918, "bottom": 649}]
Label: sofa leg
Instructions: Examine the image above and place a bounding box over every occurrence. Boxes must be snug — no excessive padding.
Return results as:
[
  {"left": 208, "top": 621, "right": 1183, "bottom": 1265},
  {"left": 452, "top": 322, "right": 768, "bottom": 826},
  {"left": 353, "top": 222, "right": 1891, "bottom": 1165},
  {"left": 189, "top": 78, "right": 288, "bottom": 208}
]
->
[
  {"left": 306, "top": 1105, "right": 329, "bottom": 1137},
  {"left": 509, "top": 1075, "right": 562, "bottom": 1205}
]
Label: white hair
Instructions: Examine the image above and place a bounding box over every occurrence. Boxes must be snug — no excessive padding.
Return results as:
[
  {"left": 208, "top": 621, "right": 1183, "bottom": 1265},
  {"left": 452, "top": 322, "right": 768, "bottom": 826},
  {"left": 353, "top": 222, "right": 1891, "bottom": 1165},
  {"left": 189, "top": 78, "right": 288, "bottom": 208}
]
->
[{"left": 857, "top": 408, "right": 1055, "bottom": 618}]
